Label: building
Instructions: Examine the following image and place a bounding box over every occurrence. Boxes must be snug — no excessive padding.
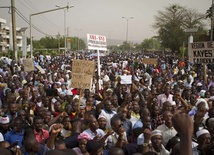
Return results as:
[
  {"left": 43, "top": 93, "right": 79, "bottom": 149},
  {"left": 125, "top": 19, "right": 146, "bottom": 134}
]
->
[{"left": 0, "top": 17, "right": 27, "bottom": 52}]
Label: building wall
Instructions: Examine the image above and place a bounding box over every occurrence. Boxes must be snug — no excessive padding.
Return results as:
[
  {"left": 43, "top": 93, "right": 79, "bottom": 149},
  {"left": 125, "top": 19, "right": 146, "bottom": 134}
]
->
[{"left": 0, "top": 18, "right": 24, "bottom": 52}]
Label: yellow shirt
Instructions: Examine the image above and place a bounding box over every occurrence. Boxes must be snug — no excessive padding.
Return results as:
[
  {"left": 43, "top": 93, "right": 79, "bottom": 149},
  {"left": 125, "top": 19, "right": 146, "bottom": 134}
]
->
[{"left": 131, "top": 111, "right": 140, "bottom": 119}]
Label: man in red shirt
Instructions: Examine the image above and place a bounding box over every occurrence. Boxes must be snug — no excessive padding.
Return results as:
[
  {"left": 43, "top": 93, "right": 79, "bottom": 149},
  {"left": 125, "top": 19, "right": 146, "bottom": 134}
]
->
[{"left": 33, "top": 116, "right": 49, "bottom": 143}]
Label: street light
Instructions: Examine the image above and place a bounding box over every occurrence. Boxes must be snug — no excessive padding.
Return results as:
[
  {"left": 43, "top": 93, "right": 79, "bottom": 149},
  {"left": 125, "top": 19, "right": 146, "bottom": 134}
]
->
[
  {"left": 75, "top": 29, "right": 82, "bottom": 52},
  {"left": 107, "top": 31, "right": 113, "bottom": 51},
  {"left": 56, "top": 4, "right": 74, "bottom": 54},
  {"left": 122, "top": 16, "right": 133, "bottom": 51},
  {"left": 30, "top": 5, "right": 74, "bottom": 58}
]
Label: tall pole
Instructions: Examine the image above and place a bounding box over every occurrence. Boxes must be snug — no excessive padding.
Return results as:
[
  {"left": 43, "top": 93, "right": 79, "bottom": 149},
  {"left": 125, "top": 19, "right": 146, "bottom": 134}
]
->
[
  {"left": 211, "top": 0, "right": 214, "bottom": 41},
  {"left": 11, "top": 0, "right": 17, "bottom": 61},
  {"left": 122, "top": 16, "right": 133, "bottom": 51},
  {"left": 107, "top": 31, "right": 113, "bottom": 51},
  {"left": 30, "top": 15, "right": 32, "bottom": 57},
  {"left": 75, "top": 29, "right": 82, "bottom": 52},
  {"left": 64, "top": 9, "right": 66, "bottom": 54},
  {"left": 57, "top": 32, "right": 60, "bottom": 53},
  {"left": 30, "top": 5, "right": 74, "bottom": 58}
]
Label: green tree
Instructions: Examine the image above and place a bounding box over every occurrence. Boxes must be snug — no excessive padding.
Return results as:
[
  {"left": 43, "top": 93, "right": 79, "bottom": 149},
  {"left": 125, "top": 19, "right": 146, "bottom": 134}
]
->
[
  {"left": 140, "top": 38, "right": 161, "bottom": 50},
  {"left": 153, "top": 4, "right": 207, "bottom": 52}
]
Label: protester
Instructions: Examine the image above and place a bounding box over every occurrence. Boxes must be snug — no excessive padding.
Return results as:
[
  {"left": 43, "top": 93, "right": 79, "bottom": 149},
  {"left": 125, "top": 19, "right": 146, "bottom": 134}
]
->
[{"left": 0, "top": 51, "right": 212, "bottom": 155}]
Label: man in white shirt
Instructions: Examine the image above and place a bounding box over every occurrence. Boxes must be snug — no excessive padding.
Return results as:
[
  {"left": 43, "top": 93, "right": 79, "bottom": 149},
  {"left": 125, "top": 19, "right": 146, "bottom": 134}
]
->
[
  {"left": 156, "top": 110, "right": 177, "bottom": 146},
  {"left": 157, "top": 85, "right": 174, "bottom": 106},
  {"left": 82, "top": 115, "right": 105, "bottom": 139},
  {"left": 99, "top": 100, "right": 116, "bottom": 129}
]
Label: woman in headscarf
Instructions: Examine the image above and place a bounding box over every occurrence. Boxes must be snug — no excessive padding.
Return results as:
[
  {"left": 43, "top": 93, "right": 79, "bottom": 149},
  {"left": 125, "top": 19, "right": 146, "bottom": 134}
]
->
[{"left": 72, "top": 133, "right": 92, "bottom": 155}]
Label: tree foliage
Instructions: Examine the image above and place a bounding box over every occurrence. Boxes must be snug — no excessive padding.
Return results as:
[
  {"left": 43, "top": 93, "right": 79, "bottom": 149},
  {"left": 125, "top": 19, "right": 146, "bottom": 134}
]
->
[
  {"left": 29, "top": 36, "right": 86, "bottom": 51},
  {"left": 139, "top": 38, "right": 161, "bottom": 50},
  {"left": 153, "top": 4, "right": 207, "bottom": 51}
]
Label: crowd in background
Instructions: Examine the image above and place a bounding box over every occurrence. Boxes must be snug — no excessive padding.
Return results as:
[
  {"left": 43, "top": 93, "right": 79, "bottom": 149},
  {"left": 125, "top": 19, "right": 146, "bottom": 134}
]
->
[{"left": 0, "top": 51, "right": 213, "bottom": 155}]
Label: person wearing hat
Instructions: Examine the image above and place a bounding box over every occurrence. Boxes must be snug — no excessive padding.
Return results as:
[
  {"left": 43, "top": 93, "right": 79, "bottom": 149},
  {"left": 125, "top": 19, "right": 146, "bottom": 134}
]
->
[
  {"left": 4, "top": 117, "right": 24, "bottom": 147},
  {"left": 98, "top": 115, "right": 108, "bottom": 133},
  {"left": 193, "top": 129, "right": 211, "bottom": 154},
  {"left": 99, "top": 100, "right": 116, "bottom": 130},
  {"left": 72, "top": 133, "right": 92, "bottom": 155},
  {"left": 142, "top": 129, "right": 169, "bottom": 155},
  {"left": 0, "top": 115, "right": 10, "bottom": 135}
]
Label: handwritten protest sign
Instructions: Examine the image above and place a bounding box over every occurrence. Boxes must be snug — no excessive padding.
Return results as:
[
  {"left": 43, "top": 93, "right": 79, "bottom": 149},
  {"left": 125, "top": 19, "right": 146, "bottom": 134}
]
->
[
  {"left": 71, "top": 73, "right": 92, "bottom": 89},
  {"left": 36, "top": 65, "right": 45, "bottom": 74},
  {"left": 23, "top": 59, "right": 34, "bottom": 71},
  {"left": 120, "top": 75, "right": 132, "bottom": 84},
  {"left": 72, "top": 60, "right": 96, "bottom": 75},
  {"left": 188, "top": 41, "right": 214, "bottom": 64},
  {"left": 142, "top": 58, "right": 157, "bottom": 64},
  {"left": 71, "top": 60, "right": 96, "bottom": 89}
]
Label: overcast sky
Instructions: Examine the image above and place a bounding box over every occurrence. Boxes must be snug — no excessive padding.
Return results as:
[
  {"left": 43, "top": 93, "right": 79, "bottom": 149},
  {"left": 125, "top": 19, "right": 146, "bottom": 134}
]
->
[{"left": 0, "top": 0, "right": 211, "bottom": 44}]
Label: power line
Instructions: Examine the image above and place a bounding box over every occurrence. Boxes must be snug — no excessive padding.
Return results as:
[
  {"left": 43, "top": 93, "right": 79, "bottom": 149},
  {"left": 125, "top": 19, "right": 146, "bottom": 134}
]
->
[
  {"left": 23, "top": 0, "right": 60, "bottom": 29},
  {"left": 15, "top": 8, "right": 52, "bottom": 36},
  {"left": 17, "top": 0, "right": 60, "bottom": 29}
]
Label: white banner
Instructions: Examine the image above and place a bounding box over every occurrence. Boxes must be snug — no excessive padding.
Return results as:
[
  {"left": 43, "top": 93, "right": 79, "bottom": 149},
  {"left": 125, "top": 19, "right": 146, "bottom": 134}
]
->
[
  {"left": 87, "top": 33, "right": 107, "bottom": 51},
  {"left": 120, "top": 75, "right": 132, "bottom": 84},
  {"left": 189, "top": 41, "right": 214, "bottom": 64}
]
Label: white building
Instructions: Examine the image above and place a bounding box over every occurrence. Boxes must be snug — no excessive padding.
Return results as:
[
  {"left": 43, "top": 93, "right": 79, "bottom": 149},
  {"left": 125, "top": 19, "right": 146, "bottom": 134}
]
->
[{"left": 0, "top": 17, "right": 27, "bottom": 52}]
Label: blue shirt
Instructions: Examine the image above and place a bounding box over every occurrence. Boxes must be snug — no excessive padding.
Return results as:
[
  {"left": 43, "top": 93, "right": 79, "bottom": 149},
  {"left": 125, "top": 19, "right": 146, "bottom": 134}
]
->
[
  {"left": 4, "top": 129, "right": 24, "bottom": 147},
  {"left": 133, "top": 119, "right": 143, "bottom": 129}
]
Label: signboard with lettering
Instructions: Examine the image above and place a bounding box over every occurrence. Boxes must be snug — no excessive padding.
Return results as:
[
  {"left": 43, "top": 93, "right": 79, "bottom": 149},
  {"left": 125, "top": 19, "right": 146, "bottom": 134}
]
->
[
  {"left": 71, "top": 60, "right": 96, "bottom": 89},
  {"left": 120, "top": 75, "right": 132, "bottom": 84},
  {"left": 71, "top": 73, "right": 92, "bottom": 89},
  {"left": 142, "top": 58, "right": 157, "bottom": 64},
  {"left": 189, "top": 41, "right": 214, "bottom": 64},
  {"left": 23, "top": 58, "right": 34, "bottom": 72},
  {"left": 72, "top": 60, "right": 96, "bottom": 75},
  {"left": 87, "top": 33, "right": 107, "bottom": 51}
]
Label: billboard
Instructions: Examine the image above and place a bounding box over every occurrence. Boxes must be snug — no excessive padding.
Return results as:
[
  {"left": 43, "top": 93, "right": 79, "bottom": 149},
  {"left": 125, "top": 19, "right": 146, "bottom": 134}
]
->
[
  {"left": 87, "top": 33, "right": 107, "bottom": 51},
  {"left": 189, "top": 41, "right": 214, "bottom": 64}
]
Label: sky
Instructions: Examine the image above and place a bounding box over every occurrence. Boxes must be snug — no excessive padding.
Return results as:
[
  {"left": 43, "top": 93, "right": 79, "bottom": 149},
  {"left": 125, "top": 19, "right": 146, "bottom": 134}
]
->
[{"left": 0, "top": 0, "right": 211, "bottom": 44}]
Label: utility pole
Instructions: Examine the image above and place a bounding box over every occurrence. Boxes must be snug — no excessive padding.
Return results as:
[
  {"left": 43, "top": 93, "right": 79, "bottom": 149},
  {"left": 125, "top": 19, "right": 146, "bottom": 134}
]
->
[
  {"left": 11, "top": 0, "right": 17, "bottom": 61},
  {"left": 30, "top": 5, "right": 74, "bottom": 57},
  {"left": 57, "top": 32, "right": 60, "bottom": 53},
  {"left": 211, "top": 0, "right": 214, "bottom": 41}
]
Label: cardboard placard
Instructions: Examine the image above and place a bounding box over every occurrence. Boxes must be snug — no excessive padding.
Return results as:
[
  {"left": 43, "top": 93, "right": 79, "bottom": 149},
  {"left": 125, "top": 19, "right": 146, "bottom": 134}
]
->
[
  {"left": 72, "top": 60, "right": 96, "bottom": 75},
  {"left": 188, "top": 41, "right": 214, "bottom": 64},
  {"left": 71, "top": 73, "right": 92, "bottom": 89},
  {"left": 71, "top": 60, "right": 95, "bottom": 89},
  {"left": 23, "top": 59, "right": 34, "bottom": 71},
  {"left": 36, "top": 65, "right": 45, "bottom": 74},
  {"left": 120, "top": 75, "right": 132, "bottom": 84},
  {"left": 142, "top": 58, "right": 157, "bottom": 64}
]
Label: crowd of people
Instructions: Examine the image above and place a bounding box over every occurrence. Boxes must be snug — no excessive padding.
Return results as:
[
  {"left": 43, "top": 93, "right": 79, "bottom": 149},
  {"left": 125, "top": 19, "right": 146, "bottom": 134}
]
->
[{"left": 0, "top": 51, "right": 213, "bottom": 155}]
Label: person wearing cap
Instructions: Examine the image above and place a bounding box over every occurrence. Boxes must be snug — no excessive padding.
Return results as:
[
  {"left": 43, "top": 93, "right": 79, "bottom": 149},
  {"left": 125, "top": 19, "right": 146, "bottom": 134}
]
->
[
  {"left": 142, "top": 129, "right": 169, "bottom": 155},
  {"left": 193, "top": 129, "right": 211, "bottom": 154},
  {"left": 98, "top": 115, "right": 108, "bottom": 133},
  {"left": 0, "top": 115, "right": 10, "bottom": 135},
  {"left": 99, "top": 100, "right": 116, "bottom": 129}
]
